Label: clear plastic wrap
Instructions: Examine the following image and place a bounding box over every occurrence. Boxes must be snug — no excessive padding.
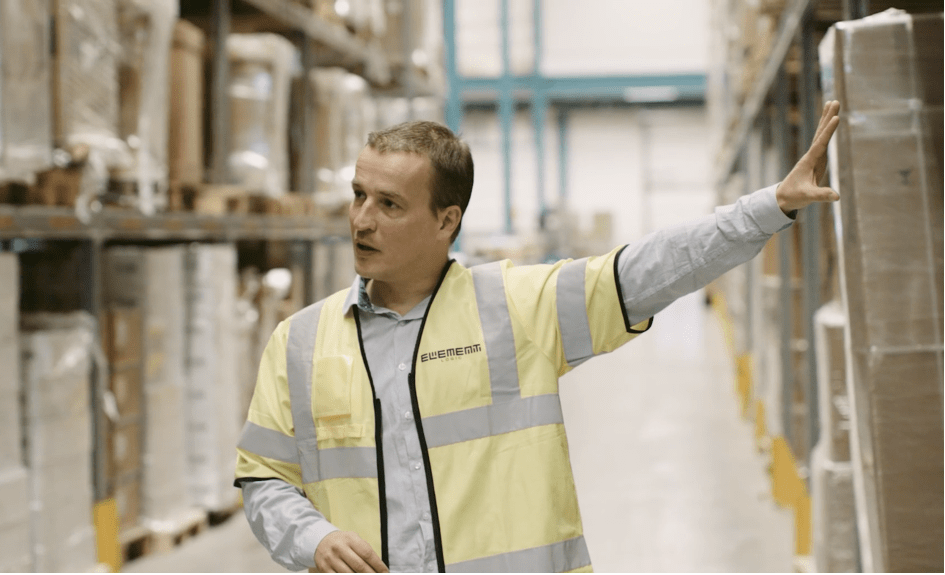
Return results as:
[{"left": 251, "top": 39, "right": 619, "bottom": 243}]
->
[
  {"left": 0, "top": 466, "right": 33, "bottom": 573},
  {"left": 227, "top": 34, "right": 296, "bottom": 197},
  {"left": 114, "top": 0, "right": 178, "bottom": 215},
  {"left": 0, "top": 0, "right": 53, "bottom": 183},
  {"left": 310, "top": 68, "right": 372, "bottom": 207},
  {"left": 811, "top": 442, "right": 857, "bottom": 573},
  {"left": 169, "top": 19, "right": 205, "bottom": 187},
  {"left": 184, "top": 244, "right": 241, "bottom": 511},
  {"left": 53, "top": 0, "right": 132, "bottom": 169},
  {"left": 19, "top": 312, "right": 98, "bottom": 573},
  {"left": 104, "top": 246, "right": 192, "bottom": 526},
  {"left": 820, "top": 9, "right": 943, "bottom": 573}
]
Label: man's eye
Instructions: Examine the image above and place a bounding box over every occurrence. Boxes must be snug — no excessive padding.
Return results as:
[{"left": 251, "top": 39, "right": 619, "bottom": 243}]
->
[
  {"left": 382, "top": 199, "right": 397, "bottom": 208},
  {"left": 353, "top": 190, "right": 365, "bottom": 199}
]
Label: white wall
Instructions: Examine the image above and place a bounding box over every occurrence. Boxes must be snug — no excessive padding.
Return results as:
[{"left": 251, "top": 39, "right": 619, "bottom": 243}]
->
[
  {"left": 456, "top": 0, "right": 711, "bottom": 77},
  {"left": 460, "top": 106, "right": 715, "bottom": 247}
]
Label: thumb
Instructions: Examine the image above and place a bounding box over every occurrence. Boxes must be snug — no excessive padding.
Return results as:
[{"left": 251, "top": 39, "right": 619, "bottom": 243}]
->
[{"left": 816, "top": 186, "right": 840, "bottom": 203}]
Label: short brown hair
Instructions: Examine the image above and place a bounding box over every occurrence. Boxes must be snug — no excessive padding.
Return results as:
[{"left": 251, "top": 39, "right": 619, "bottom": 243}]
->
[{"left": 366, "top": 121, "right": 474, "bottom": 242}]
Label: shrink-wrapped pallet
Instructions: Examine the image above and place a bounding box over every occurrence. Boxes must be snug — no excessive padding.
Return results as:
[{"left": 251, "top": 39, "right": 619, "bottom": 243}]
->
[
  {"left": 309, "top": 68, "right": 373, "bottom": 206},
  {"left": 0, "top": 466, "right": 32, "bottom": 572},
  {"left": 0, "top": 254, "right": 21, "bottom": 470},
  {"left": 0, "top": 0, "right": 53, "bottom": 183},
  {"left": 114, "top": 0, "right": 178, "bottom": 214},
  {"left": 184, "top": 244, "right": 241, "bottom": 511},
  {"left": 19, "top": 312, "right": 97, "bottom": 573},
  {"left": 104, "top": 246, "right": 191, "bottom": 528},
  {"left": 811, "top": 442, "right": 857, "bottom": 573},
  {"left": 227, "top": 34, "right": 295, "bottom": 197},
  {"left": 169, "top": 20, "right": 205, "bottom": 186},
  {"left": 820, "top": 10, "right": 943, "bottom": 572},
  {"left": 52, "top": 0, "right": 131, "bottom": 171}
]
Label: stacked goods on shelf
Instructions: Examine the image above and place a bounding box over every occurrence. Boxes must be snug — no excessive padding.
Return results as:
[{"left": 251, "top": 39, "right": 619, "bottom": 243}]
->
[
  {"left": 113, "top": 0, "right": 178, "bottom": 214},
  {"left": 103, "top": 306, "right": 144, "bottom": 533},
  {"left": 811, "top": 302, "right": 856, "bottom": 572},
  {"left": 169, "top": 20, "right": 206, "bottom": 188},
  {"left": 227, "top": 34, "right": 295, "bottom": 197},
  {"left": 308, "top": 68, "right": 373, "bottom": 209},
  {"left": 382, "top": 0, "right": 444, "bottom": 86},
  {"left": 0, "top": 0, "right": 53, "bottom": 185},
  {"left": 375, "top": 96, "right": 444, "bottom": 127},
  {"left": 0, "top": 254, "right": 32, "bottom": 573},
  {"left": 104, "top": 247, "right": 194, "bottom": 536},
  {"left": 184, "top": 244, "right": 241, "bottom": 512},
  {"left": 52, "top": 0, "right": 133, "bottom": 208},
  {"left": 820, "top": 10, "right": 943, "bottom": 572},
  {"left": 19, "top": 312, "right": 98, "bottom": 573}
]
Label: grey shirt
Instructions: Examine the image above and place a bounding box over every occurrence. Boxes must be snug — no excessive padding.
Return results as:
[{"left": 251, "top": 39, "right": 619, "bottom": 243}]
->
[{"left": 241, "top": 184, "right": 793, "bottom": 572}]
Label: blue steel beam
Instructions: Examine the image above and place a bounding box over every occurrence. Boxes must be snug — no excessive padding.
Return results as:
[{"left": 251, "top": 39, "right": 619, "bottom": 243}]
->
[
  {"left": 443, "top": 0, "right": 462, "bottom": 134},
  {"left": 532, "top": 0, "right": 547, "bottom": 216},
  {"left": 458, "top": 73, "right": 706, "bottom": 103},
  {"left": 499, "top": 0, "right": 514, "bottom": 234}
]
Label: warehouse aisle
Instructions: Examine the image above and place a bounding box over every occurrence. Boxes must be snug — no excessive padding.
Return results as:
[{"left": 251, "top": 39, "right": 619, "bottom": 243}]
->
[{"left": 122, "top": 289, "right": 792, "bottom": 573}]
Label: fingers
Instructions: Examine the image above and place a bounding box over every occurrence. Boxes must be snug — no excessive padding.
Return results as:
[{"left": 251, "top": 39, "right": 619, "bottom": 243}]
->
[
  {"left": 349, "top": 537, "right": 388, "bottom": 573},
  {"left": 805, "top": 103, "right": 840, "bottom": 162}
]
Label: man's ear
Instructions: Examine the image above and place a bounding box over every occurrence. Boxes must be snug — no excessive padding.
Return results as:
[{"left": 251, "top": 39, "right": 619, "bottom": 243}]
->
[{"left": 438, "top": 206, "right": 462, "bottom": 239}]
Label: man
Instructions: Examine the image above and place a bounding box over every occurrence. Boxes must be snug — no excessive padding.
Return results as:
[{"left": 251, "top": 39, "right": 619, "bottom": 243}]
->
[{"left": 235, "top": 102, "right": 841, "bottom": 573}]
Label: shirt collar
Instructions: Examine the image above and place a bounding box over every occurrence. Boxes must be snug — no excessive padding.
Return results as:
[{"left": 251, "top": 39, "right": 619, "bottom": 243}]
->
[{"left": 343, "top": 275, "right": 431, "bottom": 321}]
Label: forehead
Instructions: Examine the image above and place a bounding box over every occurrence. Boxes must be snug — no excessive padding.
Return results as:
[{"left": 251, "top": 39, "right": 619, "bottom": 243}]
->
[{"left": 353, "top": 148, "right": 432, "bottom": 196}]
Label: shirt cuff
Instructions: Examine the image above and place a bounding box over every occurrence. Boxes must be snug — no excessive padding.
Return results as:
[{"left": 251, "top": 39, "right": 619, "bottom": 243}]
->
[
  {"left": 748, "top": 183, "right": 796, "bottom": 234},
  {"left": 292, "top": 520, "right": 340, "bottom": 569}
]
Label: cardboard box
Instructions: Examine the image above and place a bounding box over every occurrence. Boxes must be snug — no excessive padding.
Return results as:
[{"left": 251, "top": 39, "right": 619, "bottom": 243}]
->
[
  {"left": 114, "top": 472, "right": 142, "bottom": 531},
  {"left": 111, "top": 363, "right": 143, "bottom": 420},
  {"left": 169, "top": 19, "right": 205, "bottom": 186},
  {"left": 51, "top": 0, "right": 122, "bottom": 153},
  {"left": 107, "top": 420, "right": 142, "bottom": 479},
  {"left": 814, "top": 302, "right": 851, "bottom": 462},
  {"left": 105, "top": 307, "right": 143, "bottom": 366},
  {"left": 821, "top": 11, "right": 943, "bottom": 572}
]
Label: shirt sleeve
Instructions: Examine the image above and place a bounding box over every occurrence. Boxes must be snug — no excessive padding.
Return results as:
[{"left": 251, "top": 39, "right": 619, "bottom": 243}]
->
[
  {"left": 241, "top": 479, "right": 339, "bottom": 572},
  {"left": 617, "top": 184, "right": 793, "bottom": 325}
]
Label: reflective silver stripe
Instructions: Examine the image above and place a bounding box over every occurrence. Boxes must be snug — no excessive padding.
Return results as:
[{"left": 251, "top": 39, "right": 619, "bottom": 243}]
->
[
  {"left": 237, "top": 421, "right": 299, "bottom": 464},
  {"left": 471, "top": 262, "right": 521, "bottom": 403},
  {"left": 299, "top": 445, "right": 378, "bottom": 481},
  {"left": 557, "top": 258, "right": 593, "bottom": 367},
  {"left": 422, "top": 394, "right": 563, "bottom": 449},
  {"left": 286, "top": 301, "right": 324, "bottom": 443},
  {"left": 446, "top": 535, "right": 591, "bottom": 573},
  {"left": 286, "top": 300, "right": 325, "bottom": 483}
]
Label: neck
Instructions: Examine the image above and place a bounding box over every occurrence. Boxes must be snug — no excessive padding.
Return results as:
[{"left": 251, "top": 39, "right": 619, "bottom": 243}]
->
[{"left": 367, "top": 260, "right": 450, "bottom": 316}]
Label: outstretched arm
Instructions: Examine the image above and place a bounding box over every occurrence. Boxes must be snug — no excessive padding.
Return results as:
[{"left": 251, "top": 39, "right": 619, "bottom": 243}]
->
[{"left": 616, "top": 101, "right": 841, "bottom": 326}]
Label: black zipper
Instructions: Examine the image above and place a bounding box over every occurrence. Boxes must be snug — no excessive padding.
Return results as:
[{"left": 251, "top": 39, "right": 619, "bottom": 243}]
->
[
  {"left": 354, "top": 310, "right": 389, "bottom": 566},
  {"left": 407, "top": 260, "right": 455, "bottom": 573}
]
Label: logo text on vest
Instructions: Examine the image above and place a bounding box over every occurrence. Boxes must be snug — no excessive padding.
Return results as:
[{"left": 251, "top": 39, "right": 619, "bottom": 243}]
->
[{"left": 420, "top": 344, "right": 483, "bottom": 363}]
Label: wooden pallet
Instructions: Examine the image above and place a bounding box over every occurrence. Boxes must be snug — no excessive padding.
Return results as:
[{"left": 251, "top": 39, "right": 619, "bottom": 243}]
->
[
  {"left": 120, "top": 507, "right": 208, "bottom": 563},
  {"left": 207, "top": 499, "right": 244, "bottom": 527},
  {"left": 147, "top": 507, "right": 209, "bottom": 554}
]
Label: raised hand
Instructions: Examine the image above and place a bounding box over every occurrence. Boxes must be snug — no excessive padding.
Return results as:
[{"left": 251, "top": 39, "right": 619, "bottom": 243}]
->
[{"left": 776, "top": 100, "right": 841, "bottom": 214}]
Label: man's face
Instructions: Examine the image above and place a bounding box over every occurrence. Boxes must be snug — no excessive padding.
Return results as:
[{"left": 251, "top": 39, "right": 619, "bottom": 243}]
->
[{"left": 349, "top": 147, "right": 447, "bottom": 286}]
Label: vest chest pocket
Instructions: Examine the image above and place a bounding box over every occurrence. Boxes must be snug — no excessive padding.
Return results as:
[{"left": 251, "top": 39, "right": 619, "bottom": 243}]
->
[{"left": 313, "top": 356, "right": 366, "bottom": 440}]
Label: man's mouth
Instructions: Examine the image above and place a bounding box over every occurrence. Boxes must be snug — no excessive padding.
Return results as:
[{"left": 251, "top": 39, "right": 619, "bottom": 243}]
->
[{"left": 355, "top": 242, "right": 379, "bottom": 253}]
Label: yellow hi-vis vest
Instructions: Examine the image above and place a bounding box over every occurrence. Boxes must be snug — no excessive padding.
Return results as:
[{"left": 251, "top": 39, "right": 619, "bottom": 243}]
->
[{"left": 236, "top": 246, "right": 651, "bottom": 572}]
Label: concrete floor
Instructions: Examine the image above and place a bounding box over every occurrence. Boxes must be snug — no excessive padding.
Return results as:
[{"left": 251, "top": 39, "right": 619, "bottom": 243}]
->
[{"left": 123, "top": 290, "right": 793, "bottom": 573}]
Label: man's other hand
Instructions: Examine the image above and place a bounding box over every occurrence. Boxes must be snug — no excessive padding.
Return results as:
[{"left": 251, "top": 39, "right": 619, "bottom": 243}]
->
[
  {"left": 776, "top": 100, "right": 841, "bottom": 214},
  {"left": 314, "top": 531, "right": 389, "bottom": 573}
]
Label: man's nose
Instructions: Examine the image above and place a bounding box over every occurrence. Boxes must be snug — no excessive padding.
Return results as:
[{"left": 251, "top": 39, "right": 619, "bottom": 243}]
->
[{"left": 351, "top": 200, "right": 376, "bottom": 231}]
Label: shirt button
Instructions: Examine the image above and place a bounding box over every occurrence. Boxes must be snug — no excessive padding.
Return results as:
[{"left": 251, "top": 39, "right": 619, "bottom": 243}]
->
[
  {"left": 404, "top": 411, "right": 413, "bottom": 421},
  {"left": 422, "top": 512, "right": 431, "bottom": 521},
  {"left": 413, "top": 461, "right": 422, "bottom": 470},
  {"left": 398, "top": 363, "right": 407, "bottom": 371}
]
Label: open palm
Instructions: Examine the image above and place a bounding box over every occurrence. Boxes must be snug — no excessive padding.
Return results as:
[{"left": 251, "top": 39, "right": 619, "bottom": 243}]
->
[{"left": 776, "top": 100, "right": 841, "bottom": 214}]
